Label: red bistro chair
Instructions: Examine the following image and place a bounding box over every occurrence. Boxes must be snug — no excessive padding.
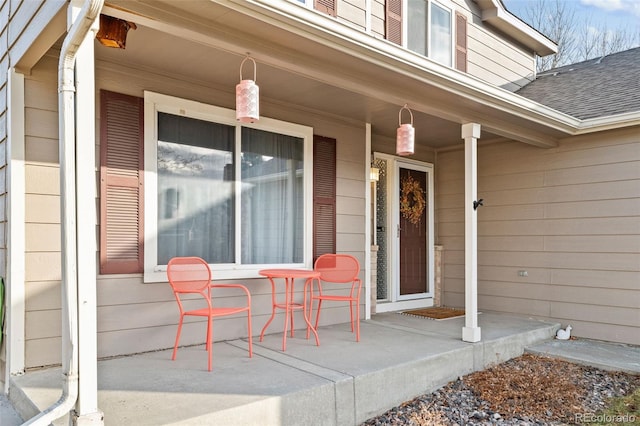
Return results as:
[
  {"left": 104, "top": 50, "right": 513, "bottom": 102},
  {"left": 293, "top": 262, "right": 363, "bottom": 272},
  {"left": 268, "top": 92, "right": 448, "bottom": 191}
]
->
[
  {"left": 167, "top": 257, "right": 252, "bottom": 371},
  {"left": 306, "top": 254, "right": 362, "bottom": 342}
]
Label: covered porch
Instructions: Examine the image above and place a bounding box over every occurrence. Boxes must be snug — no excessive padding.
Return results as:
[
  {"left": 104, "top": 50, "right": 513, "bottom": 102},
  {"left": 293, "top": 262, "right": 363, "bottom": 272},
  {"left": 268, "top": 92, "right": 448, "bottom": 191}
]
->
[
  {"left": 4, "top": 1, "right": 574, "bottom": 424},
  {"left": 10, "top": 312, "right": 559, "bottom": 425}
]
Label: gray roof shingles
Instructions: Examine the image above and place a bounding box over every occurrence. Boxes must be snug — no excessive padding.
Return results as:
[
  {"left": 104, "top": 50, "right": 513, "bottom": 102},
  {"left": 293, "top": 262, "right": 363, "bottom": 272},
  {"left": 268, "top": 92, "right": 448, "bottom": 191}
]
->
[{"left": 516, "top": 47, "right": 640, "bottom": 120}]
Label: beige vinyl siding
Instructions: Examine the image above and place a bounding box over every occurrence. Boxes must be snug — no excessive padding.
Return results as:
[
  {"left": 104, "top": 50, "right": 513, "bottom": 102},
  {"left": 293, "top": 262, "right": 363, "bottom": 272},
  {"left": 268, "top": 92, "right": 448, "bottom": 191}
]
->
[
  {"left": 0, "top": 0, "right": 9, "bottom": 290},
  {"left": 2, "top": 0, "right": 67, "bottom": 372},
  {"left": 336, "top": 0, "right": 366, "bottom": 30},
  {"left": 5, "top": 1, "right": 65, "bottom": 71},
  {"left": 466, "top": 26, "right": 534, "bottom": 91},
  {"left": 437, "top": 129, "right": 640, "bottom": 345},
  {"left": 451, "top": 0, "right": 536, "bottom": 87},
  {"left": 0, "top": 0, "right": 7, "bottom": 383},
  {"left": 20, "top": 51, "right": 367, "bottom": 364},
  {"left": 336, "top": 137, "right": 367, "bottom": 256},
  {"left": 464, "top": 16, "right": 535, "bottom": 90},
  {"left": 371, "top": 0, "right": 385, "bottom": 38},
  {"left": 22, "top": 54, "right": 64, "bottom": 367},
  {"left": 7, "top": 0, "right": 43, "bottom": 42}
]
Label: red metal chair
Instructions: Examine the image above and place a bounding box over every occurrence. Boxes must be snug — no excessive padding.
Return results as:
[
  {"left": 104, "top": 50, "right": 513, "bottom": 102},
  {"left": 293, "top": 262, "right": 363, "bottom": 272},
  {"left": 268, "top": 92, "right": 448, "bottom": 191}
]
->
[
  {"left": 167, "top": 257, "right": 252, "bottom": 371},
  {"left": 306, "top": 254, "right": 362, "bottom": 342}
]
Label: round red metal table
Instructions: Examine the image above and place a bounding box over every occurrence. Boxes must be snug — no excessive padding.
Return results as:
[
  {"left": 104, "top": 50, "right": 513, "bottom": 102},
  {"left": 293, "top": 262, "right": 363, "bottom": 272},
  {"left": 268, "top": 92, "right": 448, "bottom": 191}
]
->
[{"left": 258, "top": 268, "right": 321, "bottom": 351}]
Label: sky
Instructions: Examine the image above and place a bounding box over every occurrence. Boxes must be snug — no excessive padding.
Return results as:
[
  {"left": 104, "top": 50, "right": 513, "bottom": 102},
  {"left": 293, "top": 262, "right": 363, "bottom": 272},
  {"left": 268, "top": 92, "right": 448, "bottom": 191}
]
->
[{"left": 502, "top": 0, "right": 640, "bottom": 38}]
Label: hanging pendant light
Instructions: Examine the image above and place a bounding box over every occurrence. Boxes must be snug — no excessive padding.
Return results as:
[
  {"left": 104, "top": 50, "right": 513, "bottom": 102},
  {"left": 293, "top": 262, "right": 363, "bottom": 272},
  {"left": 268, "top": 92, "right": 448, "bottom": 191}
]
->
[
  {"left": 236, "top": 55, "right": 259, "bottom": 123},
  {"left": 396, "top": 104, "right": 415, "bottom": 156},
  {"left": 96, "top": 15, "right": 137, "bottom": 49}
]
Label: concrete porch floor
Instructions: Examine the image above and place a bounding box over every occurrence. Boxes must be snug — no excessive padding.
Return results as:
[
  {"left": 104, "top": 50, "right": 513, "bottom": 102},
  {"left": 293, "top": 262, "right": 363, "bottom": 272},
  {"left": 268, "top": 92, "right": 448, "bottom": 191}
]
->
[{"left": 10, "top": 312, "right": 561, "bottom": 426}]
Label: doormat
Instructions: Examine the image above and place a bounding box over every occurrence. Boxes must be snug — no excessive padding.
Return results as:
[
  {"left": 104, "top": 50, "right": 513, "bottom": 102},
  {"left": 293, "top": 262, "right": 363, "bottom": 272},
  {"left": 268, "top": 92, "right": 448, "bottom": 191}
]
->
[{"left": 401, "top": 307, "right": 466, "bottom": 320}]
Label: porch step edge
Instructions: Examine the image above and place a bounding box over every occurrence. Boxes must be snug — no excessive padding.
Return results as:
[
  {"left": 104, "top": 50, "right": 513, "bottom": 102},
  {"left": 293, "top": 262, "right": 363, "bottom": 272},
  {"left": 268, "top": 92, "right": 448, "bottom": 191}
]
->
[{"left": 8, "top": 378, "right": 42, "bottom": 424}]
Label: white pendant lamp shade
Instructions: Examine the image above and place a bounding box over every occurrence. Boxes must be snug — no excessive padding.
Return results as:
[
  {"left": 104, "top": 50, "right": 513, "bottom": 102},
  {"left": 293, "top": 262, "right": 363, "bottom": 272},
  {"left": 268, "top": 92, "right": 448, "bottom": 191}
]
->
[
  {"left": 236, "top": 56, "right": 259, "bottom": 123},
  {"left": 396, "top": 104, "right": 415, "bottom": 156}
]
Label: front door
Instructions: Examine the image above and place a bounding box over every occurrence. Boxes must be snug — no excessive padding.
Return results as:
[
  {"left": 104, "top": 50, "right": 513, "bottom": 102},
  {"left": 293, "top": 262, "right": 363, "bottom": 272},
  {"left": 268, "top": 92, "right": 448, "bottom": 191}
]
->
[
  {"left": 398, "top": 165, "right": 429, "bottom": 299},
  {"left": 373, "top": 154, "right": 433, "bottom": 312}
]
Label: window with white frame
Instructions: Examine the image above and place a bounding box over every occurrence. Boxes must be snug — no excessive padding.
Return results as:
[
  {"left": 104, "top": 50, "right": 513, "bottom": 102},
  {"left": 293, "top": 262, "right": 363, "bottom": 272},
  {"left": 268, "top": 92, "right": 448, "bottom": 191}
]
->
[
  {"left": 144, "top": 92, "right": 313, "bottom": 281},
  {"left": 407, "top": 0, "right": 453, "bottom": 67}
]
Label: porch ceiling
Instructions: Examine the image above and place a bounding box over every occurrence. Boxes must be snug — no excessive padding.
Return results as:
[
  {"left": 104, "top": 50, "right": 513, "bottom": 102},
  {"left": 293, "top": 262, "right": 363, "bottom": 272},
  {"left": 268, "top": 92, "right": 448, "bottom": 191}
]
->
[{"left": 98, "top": 0, "right": 572, "bottom": 149}]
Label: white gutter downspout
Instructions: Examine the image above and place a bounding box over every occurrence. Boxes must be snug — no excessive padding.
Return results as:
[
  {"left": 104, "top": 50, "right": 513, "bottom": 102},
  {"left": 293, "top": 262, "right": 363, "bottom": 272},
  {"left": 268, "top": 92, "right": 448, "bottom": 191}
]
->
[{"left": 23, "top": 0, "right": 104, "bottom": 424}]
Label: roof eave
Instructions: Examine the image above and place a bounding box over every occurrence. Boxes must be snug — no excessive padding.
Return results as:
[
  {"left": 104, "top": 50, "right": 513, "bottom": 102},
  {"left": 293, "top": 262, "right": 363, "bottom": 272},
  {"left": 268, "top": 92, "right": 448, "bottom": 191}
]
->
[
  {"left": 105, "top": 0, "right": 624, "bottom": 149},
  {"left": 575, "top": 111, "right": 640, "bottom": 134},
  {"left": 220, "top": 1, "right": 568, "bottom": 124},
  {"left": 479, "top": 0, "right": 557, "bottom": 56}
]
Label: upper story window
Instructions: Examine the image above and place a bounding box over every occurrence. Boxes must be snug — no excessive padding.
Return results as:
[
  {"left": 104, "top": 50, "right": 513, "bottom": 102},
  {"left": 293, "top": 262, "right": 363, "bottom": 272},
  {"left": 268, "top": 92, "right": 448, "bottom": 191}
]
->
[
  {"left": 144, "top": 92, "right": 313, "bottom": 281},
  {"left": 407, "top": 0, "right": 453, "bottom": 67}
]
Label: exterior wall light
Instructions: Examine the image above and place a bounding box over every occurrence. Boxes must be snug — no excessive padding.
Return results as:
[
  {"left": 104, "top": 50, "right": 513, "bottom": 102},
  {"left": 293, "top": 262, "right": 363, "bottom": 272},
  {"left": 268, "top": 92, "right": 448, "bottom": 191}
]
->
[{"left": 370, "top": 167, "right": 380, "bottom": 182}]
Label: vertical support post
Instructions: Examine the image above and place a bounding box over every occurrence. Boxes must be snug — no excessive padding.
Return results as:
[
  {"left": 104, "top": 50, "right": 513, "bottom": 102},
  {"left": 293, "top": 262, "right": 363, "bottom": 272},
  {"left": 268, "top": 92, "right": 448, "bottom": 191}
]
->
[
  {"left": 73, "top": 9, "right": 104, "bottom": 425},
  {"left": 6, "top": 69, "right": 26, "bottom": 387},
  {"left": 364, "top": 123, "right": 372, "bottom": 319},
  {"left": 461, "top": 123, "right": 481, "bottom": 343}
]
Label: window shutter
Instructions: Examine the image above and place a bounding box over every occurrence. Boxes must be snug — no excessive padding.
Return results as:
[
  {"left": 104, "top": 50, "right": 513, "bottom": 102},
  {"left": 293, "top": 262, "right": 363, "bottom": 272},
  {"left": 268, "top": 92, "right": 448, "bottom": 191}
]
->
[
  {"left": 100, "top": 90, "right": 144, "bottom": 274},
  {"left": 313, "top": 135, "right": 336, "bottom": 262},
  {"left": 386, "top": 0, "right": 402, "bottom": 45},
  {"left": 314, "top": 0, "right": 336, "bottom": 17},
  {"left": 455, "top": 12, "right": 468, "bottom": 72}
]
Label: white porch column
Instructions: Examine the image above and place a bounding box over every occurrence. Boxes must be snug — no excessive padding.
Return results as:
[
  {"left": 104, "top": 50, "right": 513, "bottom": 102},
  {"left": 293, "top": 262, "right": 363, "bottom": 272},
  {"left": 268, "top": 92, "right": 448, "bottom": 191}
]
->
[
  {"left": 365, "top": 123, "right": 372, "bottom": 319},
  {"left": 6, "top": 69, "right": 27, "bottom": 388},
  {"left": 462, "top": 123, "right": 481, "bottom": 343},
  {"left": 73, "top": 10, "right": 104, "bottom": 425}
]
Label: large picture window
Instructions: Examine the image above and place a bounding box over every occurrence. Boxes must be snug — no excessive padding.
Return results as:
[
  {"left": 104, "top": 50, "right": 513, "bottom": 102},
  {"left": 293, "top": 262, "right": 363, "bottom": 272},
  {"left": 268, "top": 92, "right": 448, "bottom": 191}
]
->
[
  {"left": 144, "top": 92, "right": 312, "bottom": 281},
  {"left": 240, "top": 128, "right": 304, "bottom": 264}
]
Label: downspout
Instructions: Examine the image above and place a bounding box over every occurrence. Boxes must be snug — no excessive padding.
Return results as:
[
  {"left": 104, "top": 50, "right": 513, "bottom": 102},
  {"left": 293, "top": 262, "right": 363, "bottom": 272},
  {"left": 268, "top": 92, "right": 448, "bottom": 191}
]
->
[{"left": 23, "top": 0, "right": 104, "bottom": 424}]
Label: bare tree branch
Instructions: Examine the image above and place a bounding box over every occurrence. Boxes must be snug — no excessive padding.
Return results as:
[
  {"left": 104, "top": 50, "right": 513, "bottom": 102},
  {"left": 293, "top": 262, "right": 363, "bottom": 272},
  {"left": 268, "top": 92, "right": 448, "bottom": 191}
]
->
[{"left": 517, "top": 0, "right": 640, "bottom": 71}]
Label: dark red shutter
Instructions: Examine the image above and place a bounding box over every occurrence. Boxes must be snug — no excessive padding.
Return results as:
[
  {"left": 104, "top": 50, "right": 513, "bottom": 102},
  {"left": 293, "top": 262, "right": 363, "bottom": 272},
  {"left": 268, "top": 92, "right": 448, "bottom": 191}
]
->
[
  {"left": 314, "top": 0, "right": 336, "bottom": 17},
  {"left": 313, "top": 136, "right": 336, "bottom": 262},
  {"left": 386, "top": 0, "right": 402, "bottom": 45},
  {"left": 455, "top": 12, "right": 468, "bottom": 72},
  {"left": 99, "top": 90, "right": 144, "bottom": 274}
]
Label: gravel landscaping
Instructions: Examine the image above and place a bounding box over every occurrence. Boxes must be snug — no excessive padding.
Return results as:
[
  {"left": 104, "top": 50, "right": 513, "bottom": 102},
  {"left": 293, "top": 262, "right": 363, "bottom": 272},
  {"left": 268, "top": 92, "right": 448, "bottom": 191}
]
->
[{"left": 361, "top": 353, "right": 640, "bottom": 425}]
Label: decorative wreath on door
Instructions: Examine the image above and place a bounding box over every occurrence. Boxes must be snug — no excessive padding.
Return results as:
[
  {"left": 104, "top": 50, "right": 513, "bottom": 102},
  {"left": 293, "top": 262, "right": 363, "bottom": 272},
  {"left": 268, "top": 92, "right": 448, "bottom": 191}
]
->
[{"left": 400, "top": 175, "right": 426, "bottom": 226}]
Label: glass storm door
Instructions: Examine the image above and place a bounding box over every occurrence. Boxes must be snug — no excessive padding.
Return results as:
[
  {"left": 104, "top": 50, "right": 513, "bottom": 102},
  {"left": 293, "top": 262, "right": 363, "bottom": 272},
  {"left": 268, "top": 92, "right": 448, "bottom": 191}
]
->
[{"left": 373, "top": 154, "right": 433, "bottom": 310}]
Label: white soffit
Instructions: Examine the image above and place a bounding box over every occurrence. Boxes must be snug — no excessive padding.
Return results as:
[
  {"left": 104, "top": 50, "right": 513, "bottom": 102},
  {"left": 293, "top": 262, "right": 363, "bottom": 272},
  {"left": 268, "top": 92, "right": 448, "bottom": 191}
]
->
[{"left": 101, "top": 0, "right": 586, "bottom": 148}]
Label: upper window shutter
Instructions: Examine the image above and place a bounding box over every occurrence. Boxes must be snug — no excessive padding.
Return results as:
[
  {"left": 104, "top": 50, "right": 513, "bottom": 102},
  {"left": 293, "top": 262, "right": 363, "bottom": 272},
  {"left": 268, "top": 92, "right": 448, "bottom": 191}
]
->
[
  {"left": 100, "top": 90, "right": 144, "bottom": 274},
  {"left": 386, "top": 0, "right": 402, "bottom": 45},
  {"left": 455, "top": 12, "right": 468, "bottom": 72},
  {"left": 315, "top": 0, "right": 337, "bottom": 17},
  {"left": 313, "top": 135, "right": 336, "bottom": 262}
]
